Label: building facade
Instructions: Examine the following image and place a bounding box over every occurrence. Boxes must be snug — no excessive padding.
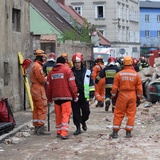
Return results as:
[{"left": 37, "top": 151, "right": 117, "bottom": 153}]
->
[
  {"left": 140, "top": 1, "right": 160, "bottom": 56},
  {"left": 0, "top": 0, "right": 31, "bottom": 111},
  {"left": 64, "top": 0, "right": 140, "bottom": 57}
]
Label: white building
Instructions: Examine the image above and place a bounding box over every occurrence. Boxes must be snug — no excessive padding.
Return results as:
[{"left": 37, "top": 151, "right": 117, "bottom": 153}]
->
[{"left": 65, "top": 0, "right": 140, "bottom": 57}]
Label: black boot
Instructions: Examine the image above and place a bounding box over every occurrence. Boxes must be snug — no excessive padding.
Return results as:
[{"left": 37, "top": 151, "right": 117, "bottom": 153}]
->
[
  {"left": 34, "top": 126, "right": 39, "bottom": 135},
  {"left": 36, "top": 126, "right": 51, "bottom": 135},
  {"left": 73, "top": 125, "right": 81, "bottom": 135},
  {"left": 105, "top": 100, "right": 110, "bottom": 111},
  {"left": 82, "top": 122, "right": 87, "bottom": 131},
  {"left": 96, "top": 100, "right": 103, "bottom": 107},
  {"left": 110, "top": 130, "right": 118, "bottom": 139},
  {"left": 126, "top": 130, "right": 132, "bottom": 138}
]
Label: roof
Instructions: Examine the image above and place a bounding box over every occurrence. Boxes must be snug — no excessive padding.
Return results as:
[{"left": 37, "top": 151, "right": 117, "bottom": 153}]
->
[
  {"left": 30, "top": 0, "right": 78, "bottom": 33},
  {"left": 40, "top": 34, "right": 56, "bottom": 43},
  {"left": 140, "top": 1, "right": 160, "bottom": 8},
  {"left": 58, "top": 3, "right": 84, "bottom": 26},
  {"left": 57, "top": 2, "right": 110, "bottom": 46}
]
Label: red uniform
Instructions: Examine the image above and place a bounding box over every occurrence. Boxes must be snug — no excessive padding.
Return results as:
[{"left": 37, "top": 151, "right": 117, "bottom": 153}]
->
[{"left": 47, "top": 62, "right": 78, "bottom": 137}]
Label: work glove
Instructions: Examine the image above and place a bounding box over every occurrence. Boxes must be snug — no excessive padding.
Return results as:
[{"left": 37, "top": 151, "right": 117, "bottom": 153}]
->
[
  {"left": 136, "top": 98, "right": 141, "bottom": 107},
  {"left": 74, "top": 97, "right": 79, "bottom": 102},
  {"left": 111, "top": 96, "right": 117, "bottom": 106}
]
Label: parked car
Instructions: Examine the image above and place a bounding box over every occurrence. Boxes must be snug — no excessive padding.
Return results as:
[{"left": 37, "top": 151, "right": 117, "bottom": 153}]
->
[{"left": 146, "top": 80, "right": 160, "bottom": 103}]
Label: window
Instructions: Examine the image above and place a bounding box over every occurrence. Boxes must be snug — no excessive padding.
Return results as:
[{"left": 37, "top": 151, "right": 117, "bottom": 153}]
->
[
  {"left": 95, "top": 5, "right": 105, "bottom": 18},
  {"left": 98, "top": 29, "right": 105, "bottom": 36},
  {"left": 73, "top": 6, "right": 82, "bottom": 16},
  {"left": 145, "top": 30, "right": 150, "bottom": 37},
  {"left": 145, "top": 15, "right": 149, "bottom": 22},
  {"left": 157, "top": 15, "right": 160, "bottom": 22},
  {"left": 12, "top": 8, "right": 21, "bottom": 32},
  {"left": 157, "top": 31, "right": 160, "bottom": 37}
]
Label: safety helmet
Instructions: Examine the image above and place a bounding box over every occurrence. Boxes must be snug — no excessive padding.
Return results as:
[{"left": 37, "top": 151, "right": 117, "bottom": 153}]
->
[
  {"left": 48, "top": 52, "right": 56, "bottom": 59},
  {"left": 34, "top": 49, "right": 46, "bottom": 57},
  {"left": 108, "top": 56, "right": 116, "bottom": 63},
  {"left": 96, "top": 55, "right": 103, "bottom": 61},
  {"left": 123, "top": 56, "right": 133, "bottom": 66},
  {"left": 72, "top": 53, "right": 83, "bottom": 62},
  {"left": 61, "top": 53, "right": 68, "bottom": 58}
]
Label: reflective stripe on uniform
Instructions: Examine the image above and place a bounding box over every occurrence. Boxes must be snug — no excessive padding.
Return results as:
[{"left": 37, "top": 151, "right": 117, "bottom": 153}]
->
[
  {"left": 69, "top": 77, "right": 75, "bottom": 81},
  {"left": 84, "top": 69, "right": 91, "bottom": 100},
  {"left": 125, "top": 125, "right": 133, "bottom": 129},
  {"left": 33, "top": 119, "right": 45, "bottom": 123},
  {"left": 113, "top": 125, "right": 120, "bottom": 129}
]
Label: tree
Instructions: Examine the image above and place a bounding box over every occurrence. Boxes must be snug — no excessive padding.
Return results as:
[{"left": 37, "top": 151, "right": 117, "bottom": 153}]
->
[{"left": 61, "top": 18, "right": 96, "bottom": 46}]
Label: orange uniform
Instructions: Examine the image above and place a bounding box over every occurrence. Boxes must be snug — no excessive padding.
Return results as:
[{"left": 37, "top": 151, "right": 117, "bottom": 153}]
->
[
  {"left": 111, "top": 65, "right": 143, "bottom": 132},
  {"left": 92, "top": 62, "right": 105, "bottom": 104},
  {"left": 30, "top": 60, "right": 47, "bottom": 127}
]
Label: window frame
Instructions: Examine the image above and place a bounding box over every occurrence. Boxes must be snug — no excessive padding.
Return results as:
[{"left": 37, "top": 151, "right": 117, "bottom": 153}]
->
[
  {"left": 73, "top": 6, "right": 82, "bottom": 16},
  {"left": 157, "top": 30, "right": 160, "bottom": 37},
  {"left": 145, "top": 30, "right": 150, "bottom": 37},
  {"left": 145, "top": 15, "right": 149, "bottom": 22},
  {"left": 157, "top": 15, "right": 160, "bottom": 22},
  {"left": 95, "top": 4, "right": 105, "bottom": 19}
]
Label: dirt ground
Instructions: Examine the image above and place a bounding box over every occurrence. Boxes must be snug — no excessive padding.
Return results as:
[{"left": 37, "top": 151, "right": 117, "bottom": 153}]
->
[{"left": 1, "top": 100, "right": 160, "bottom": 160}]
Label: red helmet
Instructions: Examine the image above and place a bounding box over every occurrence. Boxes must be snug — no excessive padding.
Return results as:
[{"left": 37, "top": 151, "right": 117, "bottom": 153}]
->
[
  {"left": 108, "top": 56, "right": 116, "bottom": 63},
  {"left": 72, "top": 53, "right": 83, "bottom": 62},
  {"left": 48, "top": 52, "right": 56, "bottom": 59}
]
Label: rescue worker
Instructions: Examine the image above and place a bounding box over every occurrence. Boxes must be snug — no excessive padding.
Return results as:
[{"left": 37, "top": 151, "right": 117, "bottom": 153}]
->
[
  {"left": 71, "top": 53, "right": 93, "bottom": 135},
  {"left": 92, "top": 55, "right": 105, "bottom": 107},
  {"left": 133, "top": 58, "right": 142, "bottom": 72},
  {"left": 140, "top": 56, "right": 149, "bottom": 68},
  {"left": 46, "top": 56, "right": 78, "bottom": 139},
  {"left": 110, "top": 56, "right": 143, "bottom": 138},
  {"left": 43, "top": 52, "right": 56, "bottom": 76},
  {"left": 95, "top": 57, "right": 120, "bottom": 112},
  {"left": 30, "top": 49, "right": 50, "bottom": 135},
  {"left": 61, "top": 53, "right": 72, "bottom": 68}
]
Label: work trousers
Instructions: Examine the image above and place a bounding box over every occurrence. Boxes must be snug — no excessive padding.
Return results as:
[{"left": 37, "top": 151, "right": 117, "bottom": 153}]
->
[
  {"left": 54, "top": 101, "right": 72, "bottom": 137},
  {"left": 31, "top": 84, "right": 47, "bottom": 127},
  {"left": 105, "top": 88, "right": 112, "bottom": 102},
  {"left": 71, "top": 99, "right": 90, "bottom": 126},
  {"left": 113, "top": 91, "right": 136, "bottom": 131},
  {"left": 94, "top": 78, "right": 105, "bottom": 102}
]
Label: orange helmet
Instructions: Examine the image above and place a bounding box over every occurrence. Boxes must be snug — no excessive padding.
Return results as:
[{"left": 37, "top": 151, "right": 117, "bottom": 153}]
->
[
  {"left": 108, "top": 56, "right": 116, "bottom": 63},
  {"left": 61, "top": 53, "right": 68, "bottom": 58},
  {"left": 123, "top": 56, "right": 133, "bottom": 66},
  {"left": 34, "top": 49, "right": 46, "bottom": 57},
  {"left": 72, "top": 53, "right": 83, "bottom": 62},
  {"left": 48, "top": 52, "right": 56, "bottom": 59}
]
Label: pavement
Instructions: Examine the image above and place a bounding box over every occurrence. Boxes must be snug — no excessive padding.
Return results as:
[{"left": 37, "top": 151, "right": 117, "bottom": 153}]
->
[{"left": 0, "top": 108, "right": 53, "bottom": 143}]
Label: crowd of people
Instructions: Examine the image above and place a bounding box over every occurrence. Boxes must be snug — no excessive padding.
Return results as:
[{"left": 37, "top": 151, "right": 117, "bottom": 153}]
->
[{"left": 30, "top": 49, "right": 149, "bottom": 139}]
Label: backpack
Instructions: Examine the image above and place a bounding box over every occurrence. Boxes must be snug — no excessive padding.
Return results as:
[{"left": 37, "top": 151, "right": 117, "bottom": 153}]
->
[{"left": 0, "top": 98, "right": 16, "bottom": 126}]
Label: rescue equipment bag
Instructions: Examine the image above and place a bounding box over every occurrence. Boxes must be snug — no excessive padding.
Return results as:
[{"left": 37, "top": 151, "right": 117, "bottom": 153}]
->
[{"left": 0, "top": 98, "right": 16, "bottom": 125}]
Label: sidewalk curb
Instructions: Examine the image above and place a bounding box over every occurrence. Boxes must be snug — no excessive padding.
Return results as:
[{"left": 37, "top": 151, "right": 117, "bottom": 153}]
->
[
  {"left": 0, "top": 121, "right": 32, "bottom": 143},
  {"left": 0, "top": 109, "right": 54, "bottom": 143}
]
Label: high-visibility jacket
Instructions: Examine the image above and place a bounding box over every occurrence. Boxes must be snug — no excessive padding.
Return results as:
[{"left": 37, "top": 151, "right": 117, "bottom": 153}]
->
[
  {"left": 95, "top": 64, "right": 120, "bottom": 88},
  {"left": 72, "top": 66, "right": 94, "bottom": 101},
  {"left": 43, "top": 60, "right": 56, "bottom": 76}
]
